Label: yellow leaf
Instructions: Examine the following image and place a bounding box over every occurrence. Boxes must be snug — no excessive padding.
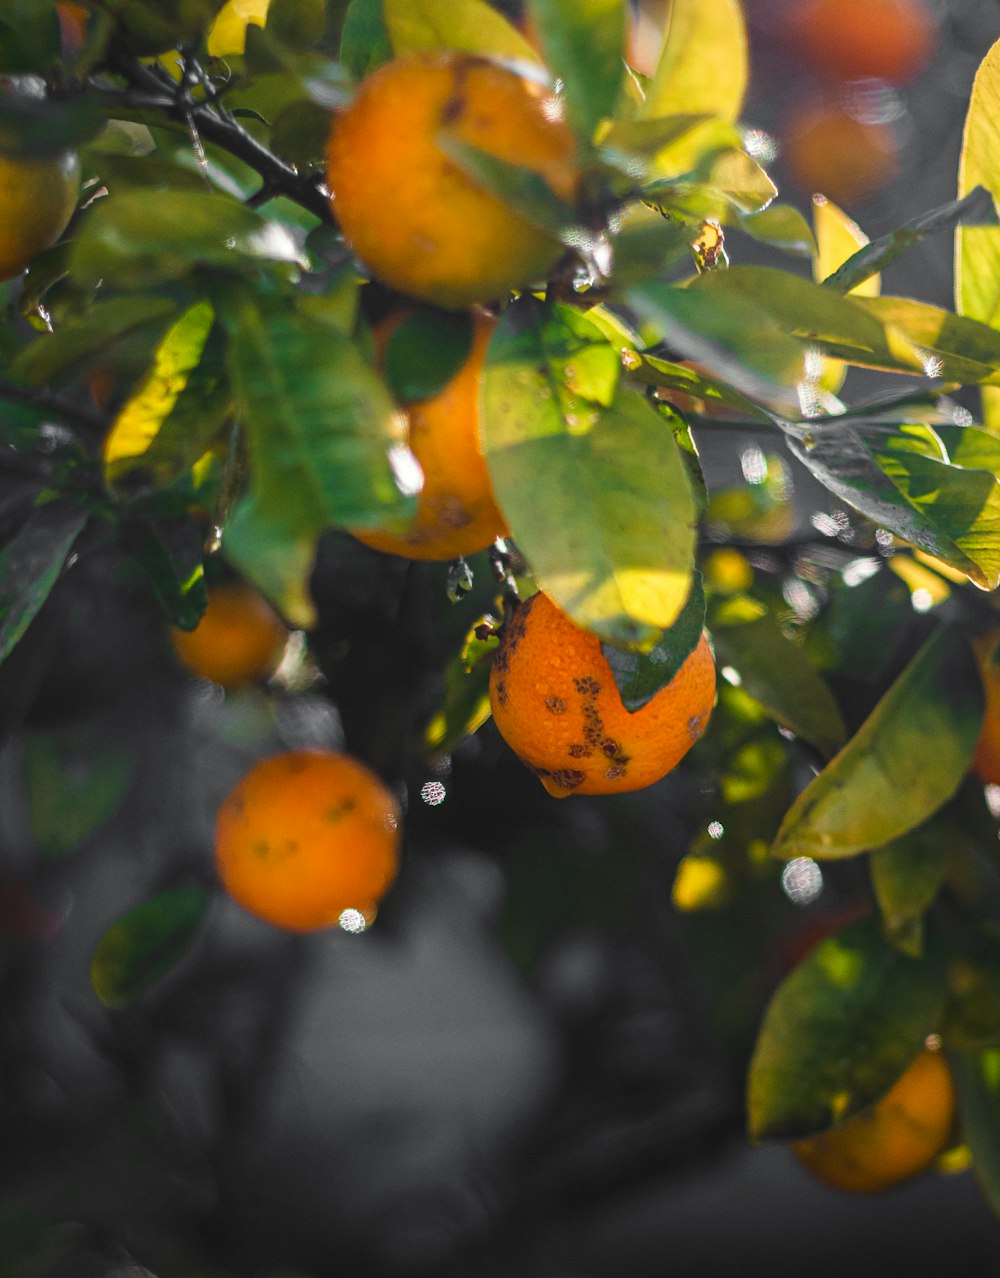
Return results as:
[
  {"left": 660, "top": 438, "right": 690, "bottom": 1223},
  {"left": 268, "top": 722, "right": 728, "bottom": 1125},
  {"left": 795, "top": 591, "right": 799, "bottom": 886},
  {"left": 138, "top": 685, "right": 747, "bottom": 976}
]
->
[
  {"left": 383, "top": 0, "right": 543, "bottom": 65},
  {"left": 103, "top": 301, "right": 215, "bottom": 475},
  {"left": 956, "top": 36, "right": 1000, "bottom": 325},
  {"left": 811, "top": 194, "right": 879, "bottom": 396},
  {"left": 639, "top": 0, "right": 747, "bottom": 125},
  {"left": 206, "top": 0, "right": 270, "bottom": 57}
]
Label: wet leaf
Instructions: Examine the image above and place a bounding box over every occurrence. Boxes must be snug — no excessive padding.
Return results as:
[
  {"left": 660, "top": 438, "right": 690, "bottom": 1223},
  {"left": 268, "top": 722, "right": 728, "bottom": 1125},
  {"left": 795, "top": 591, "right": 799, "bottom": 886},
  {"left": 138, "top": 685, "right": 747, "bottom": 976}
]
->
[
  {"left": 481, "top": 297, "right": 696, "bottom": 647},
  {"left": 0, "top": 502, "right": 87, "bottom": 664},
  {"left": 772, "top": 625, "right": 983, "bottom": 861},
  {"left": 91, "top": 886, "right": 209, "bottom": 1010},
  {"left": 748, "top": 916, "right": 947, "bottom": 1140}
]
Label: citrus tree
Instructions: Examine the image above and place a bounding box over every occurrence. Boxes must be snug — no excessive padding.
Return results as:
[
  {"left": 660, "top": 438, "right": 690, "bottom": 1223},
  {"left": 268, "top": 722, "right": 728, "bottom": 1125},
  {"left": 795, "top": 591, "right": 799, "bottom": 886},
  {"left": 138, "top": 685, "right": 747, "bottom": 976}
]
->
[{"left": 4, "top": 0, "right": 1000, "bottom": 1268}]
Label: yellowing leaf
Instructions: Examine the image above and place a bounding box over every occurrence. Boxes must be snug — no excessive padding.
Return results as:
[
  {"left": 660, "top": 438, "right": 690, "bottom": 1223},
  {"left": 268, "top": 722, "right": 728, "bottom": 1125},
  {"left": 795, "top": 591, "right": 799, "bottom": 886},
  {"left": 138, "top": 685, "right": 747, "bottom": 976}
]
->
[
  {"left": 384, "top": 0, "right": 543, "bottom": 64},
  {"left": 814, "top": 195, "right": 880, "bottom": 298},
  {"left": 639, "top": 0, "right": 747, "bottom": 125},
  {"left": 207, "top": 0, "right": 270, "bottom": 56},
  {"left": 103, "top": 301, "right": 215, "bottom": 476},
  {"left": 956, "top": 35, "right": 1000, "bottom": 325}
]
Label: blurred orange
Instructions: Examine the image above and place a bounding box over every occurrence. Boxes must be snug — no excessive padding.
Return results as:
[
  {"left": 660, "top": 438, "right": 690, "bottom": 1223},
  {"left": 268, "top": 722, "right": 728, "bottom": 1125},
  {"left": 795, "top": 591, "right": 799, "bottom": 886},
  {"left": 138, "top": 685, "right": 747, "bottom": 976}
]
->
[
  {"left": 786, "top": 0, "right": 936, "bottom": 86},
  {"left": 781, "top": 99, "right": 899, "bottom": 206}
]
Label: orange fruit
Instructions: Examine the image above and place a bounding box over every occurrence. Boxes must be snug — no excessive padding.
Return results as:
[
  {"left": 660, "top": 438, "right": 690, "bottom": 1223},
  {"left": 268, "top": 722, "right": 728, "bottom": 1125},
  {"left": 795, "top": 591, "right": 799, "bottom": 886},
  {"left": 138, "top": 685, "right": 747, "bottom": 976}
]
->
[
  {"left": 489, "top": 590, "right": 716, "bottom": 797},
  {"left": 326, "top": 52, "right": 578, "bottom": 310},
  {"left": 786, "top": 0, "right": 936, "bottom": 86},
  {"left": 792, "top": 1045, "right": 956, "bottom": 1193},
  {"left": 57, "top": 2, "right": 89, "bottom": 54},
  {"left": 971, "top": 627, "right": 1000, "bottom": 785},
  {"left": 351, "top": 309, "right": 507, "bottom": 561},
  {"left": 215, "top": 749, "right": 401, "bottom": 931},
  {"left": 782, "top": 100, "right": 899, "bottom": 206},
  {"left": 0, "top": 151, "right": 80, "bottom": 282},
  {"left": 171, "top": 582, "right": 288, "bottom": 690}
]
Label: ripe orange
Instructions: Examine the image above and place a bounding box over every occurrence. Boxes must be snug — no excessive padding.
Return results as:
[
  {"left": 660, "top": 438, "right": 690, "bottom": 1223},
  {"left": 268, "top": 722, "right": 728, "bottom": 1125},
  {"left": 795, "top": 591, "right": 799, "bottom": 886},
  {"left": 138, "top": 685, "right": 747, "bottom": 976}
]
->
[
  {"left": 971, "top": 627, "right": 1000, "bottom": 785},
  {"left": 0, "top": 151, "right": 80, "bottom": 282},
  {"left": 326, "top": 52, "right": 578, "bottom": 310},
  {"left": 215, "top": 749, "right": 401, "bottom": 931},
  {"left": 792, "top": 1045, "right": 956, "bottom": 1193},
  {"left": 171, "top": 582, "right": 288, "bottom": 690},
  {"left": 786, "top": 0, "right": 936, "bottom": 86},
  {"left": 351, "top": 309, "right": 507, "bottom": 561},
  {"left": 782, "top": 100, "right": 899, "bottom": 207},
  {"left": 489, "top": 590, "right": 716, "bottom": 797}
]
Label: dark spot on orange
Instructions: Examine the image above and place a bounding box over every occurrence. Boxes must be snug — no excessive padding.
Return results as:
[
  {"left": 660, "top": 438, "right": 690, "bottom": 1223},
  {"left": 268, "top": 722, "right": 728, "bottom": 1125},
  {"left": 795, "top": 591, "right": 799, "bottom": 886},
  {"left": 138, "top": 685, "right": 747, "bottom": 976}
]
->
[
  {"left": 535, "top": 766, "right": 585, "bottom": 791},
  {"left": 252, "top": 839, "right": 271, "bottom": 859},
  {"left": 604, "top": 763, "right": 628, "bottom": 780},
  {"left": 494, "top": 678, "right": 507, "bottom": 705},
  {"left": 601, "top": 739, "right": 621, "bottom": 758},
  {"left": 326, "top": 798, "right": 358, "bottom": 822},
  {"left": 568, "top": 742, "right": 591, "bottom": 758},
  {"left": 545, "top": 696, "right": 566, "bottom": 714}
]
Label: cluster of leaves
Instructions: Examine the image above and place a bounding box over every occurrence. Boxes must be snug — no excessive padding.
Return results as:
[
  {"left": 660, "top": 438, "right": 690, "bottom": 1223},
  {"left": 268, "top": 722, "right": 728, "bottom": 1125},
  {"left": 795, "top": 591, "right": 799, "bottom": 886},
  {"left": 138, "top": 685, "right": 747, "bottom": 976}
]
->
[{"left": 4, "top": 0, "right": 1000, "bottom": 1234}]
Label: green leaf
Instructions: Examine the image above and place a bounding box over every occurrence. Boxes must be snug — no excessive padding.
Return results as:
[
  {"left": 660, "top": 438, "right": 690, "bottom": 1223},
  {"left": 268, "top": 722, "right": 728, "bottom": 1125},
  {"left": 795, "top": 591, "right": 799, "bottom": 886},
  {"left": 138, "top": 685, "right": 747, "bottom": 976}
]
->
[
  {"left": 481, "top": 297, "right": 696, "bottom": 647},
  {"left": 383, "top": 0, "right": 541, "bottom": 63},
  {"left": 651, "top": 146, "right": 777, "bottom": 219},
  {"left": 739, "top": 203, "right": 817, "bottom": 257},
  {"left": 0, "top": 85, "right": 105, "bottom": 156},
  {"left": 956, "top": 33, "right": 1000, "bottom": 323},
  {"left": 747, "top": 916, "right": 947, "bottom": 1141},
  {"left": 24, "top": 720, "right": 132, "bottom": 858},
  {"left": 944, "top": 947, "right": 1000, "bottom": 1050},
  {"left": 638, "top": 0, "right": 747, "bottom": 128},
  {"left": 0, "top": 502, "right": 87, "bottom": 664},
  {"left": 126, "top": 516, "right": 207, "bottom": 631},
  {"left": 339, "top": 0, "right": 393, "bottom": 76},
  {"left": 436, "top": 134, "right": 577, "bottom": 240},
  {"left": 601, "top": 571, "right": 705, "bottom": 710},
  {"left": 221, "top": 495, "right": 318, "bottom": 631},
  {"left": 11, "top": 295, "right": 178, "bottom": 388},
  {"left": 772, "top": 625, "right": 983, "bottom": 861},
  {"left": 808, "top": 563, "right": 916, "bottom": 684},
  {"left": 424, "top": 623, "right": 496, "bottom": 758},
  {"left": 524, "top": 0, "right": 627, "bottom": 145},
  {"left": 382, "top": 308, "right": 473, "bottom": 402},
  {"left": 691, "top": 266, "right": 925, "bottom": 377},
  {"left": 70, "top": 189, "right": 304, "bottom": 288},
  {"left": 855, "top": 295, "right": 1000, "bottom": 386},
  {"left": 608, "top": 204, "right": 699, "bottom": 288},
  {"left": 224, "top": 297, "right": 415, "bottom": 536},
  {"left": 0, "top": 0, "right": 59, "bottom": 74},
  {"left": 597, "top": 113, "right": 713, "bottom": 170},
  {"left": 711, "top": 612, "right": 847, "bottom": 759},
  {"left": 103, "top": 300, "right": 218, "bottom": 481},
  {"left": 90, "top": 886, "right": 209, "bottom": 1011},
  {"left": 781, "top": 418, "right": 1000, "bottom": 590},
  {"left": 870, "top": 817, "right": 951, "bottom": 956},
  {"left": 826, "top": 187, "right": 995, "bottom": 298},
  {"left": 626, "top": 279, "right": 805, "bottom": 414},
  {"left": 951, "top": 1048, "right": 1000, "bottom": 1216}
]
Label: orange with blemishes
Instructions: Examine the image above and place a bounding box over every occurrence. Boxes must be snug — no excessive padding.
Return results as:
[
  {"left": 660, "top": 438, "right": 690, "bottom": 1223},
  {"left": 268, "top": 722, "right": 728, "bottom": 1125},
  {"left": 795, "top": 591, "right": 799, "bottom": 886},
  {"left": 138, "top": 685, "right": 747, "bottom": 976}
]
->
[
  {"left": 489, "top": 590, "right": 716, "bottom": 797},
  {"left": 215, "top": 749, "right": 401, "bottom": 932},
  {"left": 171, "top": 582, "right": 288, "bottom": 690}
]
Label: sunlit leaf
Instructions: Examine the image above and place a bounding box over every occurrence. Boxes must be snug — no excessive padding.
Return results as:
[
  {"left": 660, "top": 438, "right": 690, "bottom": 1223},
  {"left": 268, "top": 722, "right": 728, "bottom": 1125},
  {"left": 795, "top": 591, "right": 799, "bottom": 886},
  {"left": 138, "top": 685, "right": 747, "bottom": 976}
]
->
[
  {"left": 601, "top": 571, "right": 705, "bottom": 710},
  {"left": 627, "top": 278, "right": 805, "bottom": 413},
  {"left": 383, "top": 0, "right": 541, "bottom": 63},
  {"left": 956, "top": 33, "right": 1000, "bottom": 323},
  {"left": 639, "top": 0, "right": 747, "bottom": 128},
  {"left": 821, "top": 187, "right": 995, "bottom": 297},
  {"left": 711, "top": 611, "right": 847, "bottom": 759},
  {"left": 772, "top": 625, "right": 983, "bottom": 861},
  {"left": 103, "top": 300, "right": 217, "bottom": 480},
  {"left": 856, "top": 295, "right": 1000, "bottom": 385},
  {"left": 781, "top": 418, "right": 1000, "bottom": 590},
  {"left": 951, "top": 1048, "right": 1000, "bottom": 1217},
  {"left": 224, "top": 296, "right": 414, "bottom": 535},
  {"left": 424, "top": 623, "right": 496, "bottom": 758},
  {"left": 70, "top": 189, "right": 304, "bottom": 288},
  {"left": 748, "top": 916, "right": 947, "bottom": 1141},
  {"left": 739, "top": 203, "right": 817, "bottom": 257},
  {"left": 525, "top": 0, "right": 627, "bottom": 144},
  {"left": 91, "top": 886, "right": 209, "bottom": 1010},
  {"left": 11, "top": 296, "right": 177, "bottom": 388},
  {"left": 481, "top": 297, "right": 696, "bottom": 647},
  {"left": 24, "top": 720, "right": 132, "bottom": 857},
  {"left": 0, "top": 502, "right": 87, "bottom": 664}
]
